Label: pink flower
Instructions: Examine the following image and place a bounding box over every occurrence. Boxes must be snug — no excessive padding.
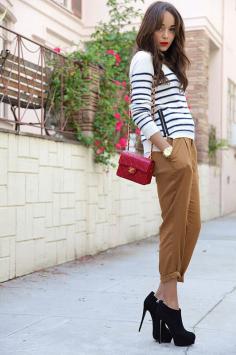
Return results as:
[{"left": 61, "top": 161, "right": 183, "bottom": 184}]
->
[
  {"left": 95, "top": 140, "right": 101, "bottom": 147},
  {"left": 106, "top": 49, "right": 115, "bottom": 55},
  {"left": 115, "top": 143, "right": 121, "bottom": 150},
  {"left": 114, "top": 80, "right": 121, "bottom": 86},
  {"left": 121, "top": 81, "right": 127, "bottom": 88},
  {"left": 124, "top": 95, "right": 130, "bottom": 103},
  {"left": 114, "top": 112, "right": 121, "bottom": 120},
  {"left": 96, "top": 147, "right": 105, "bottom": 155},
  {"left": 115, "top": 53, "right": 121, "bottom": 65},
  {"left": 53, "top": 47, "right": 61, "bottom": 53},
  {"left": 135, "top": 128, "right": 141, "bottom": 135},
  {"left": 115, "top": 121, "right": 123, "bottom": 132},
  {"left": 106, "top": 49, "right": 121, "bottom": 66},
  {"left": 118, "top": 137, "right": 127, "bottom": 148}
]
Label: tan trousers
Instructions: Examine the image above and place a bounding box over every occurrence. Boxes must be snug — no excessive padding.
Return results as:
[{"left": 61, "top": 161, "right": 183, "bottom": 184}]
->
[{"left": 152, "top": 137, "right": 201, "bottom": 283}]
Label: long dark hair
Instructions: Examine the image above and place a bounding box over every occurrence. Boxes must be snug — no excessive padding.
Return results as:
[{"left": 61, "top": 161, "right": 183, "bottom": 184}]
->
[{"left": 135, "top": 1, "right": 190, "bottom": 91}]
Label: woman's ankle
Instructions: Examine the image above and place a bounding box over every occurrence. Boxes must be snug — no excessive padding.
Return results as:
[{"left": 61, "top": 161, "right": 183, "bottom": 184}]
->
[
  {"left": 163, "top": 299, "right": 179, "bottom": 310},
  {"left": 154, "top": 291, "right": 165, "bottom": 301}
]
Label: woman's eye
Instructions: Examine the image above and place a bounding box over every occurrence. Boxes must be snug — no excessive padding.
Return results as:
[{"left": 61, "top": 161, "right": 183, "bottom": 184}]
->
[{"left": 157, "top": 27, "right": 176, "bottom": 32}]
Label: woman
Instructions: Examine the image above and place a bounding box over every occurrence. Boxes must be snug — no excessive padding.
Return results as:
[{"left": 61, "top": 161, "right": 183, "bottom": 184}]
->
[{"left": 129, "top": 1, "right": 201, "bottom": 347}]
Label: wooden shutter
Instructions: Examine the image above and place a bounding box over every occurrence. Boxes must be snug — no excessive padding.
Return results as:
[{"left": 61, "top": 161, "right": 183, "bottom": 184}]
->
[{"left": 72, "top": 0, "right": 82, "bottom": 18}]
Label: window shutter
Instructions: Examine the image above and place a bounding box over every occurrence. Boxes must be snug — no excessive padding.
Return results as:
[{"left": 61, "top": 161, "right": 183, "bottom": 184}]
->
[{"left": 71, "top": 0, "right": 82, "bottom": 18}]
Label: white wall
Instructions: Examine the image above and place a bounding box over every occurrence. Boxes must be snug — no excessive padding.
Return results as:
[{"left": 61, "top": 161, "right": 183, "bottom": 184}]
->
[
  {"left": 82, "top": 0, "right": 109, "bottom": 28},
  {"left": 0, "top": 131, "right": 163, "bottom": 282},
  {"left": 220, "top": 0, "right": 236, "bottom": 214}
]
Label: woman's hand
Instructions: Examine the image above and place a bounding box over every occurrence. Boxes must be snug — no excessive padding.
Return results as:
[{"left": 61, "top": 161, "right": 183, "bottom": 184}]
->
[{"left": 149, "top": 131, "right": 172, "bottom": 151}]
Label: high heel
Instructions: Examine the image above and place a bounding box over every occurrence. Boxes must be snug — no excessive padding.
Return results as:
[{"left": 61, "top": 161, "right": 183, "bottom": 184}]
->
[
  {"left": 138, "top": 291, "right": 172, "bottom": 343},
  {"left": 156, "top": 300, "right": 195, "bottom": 346}
]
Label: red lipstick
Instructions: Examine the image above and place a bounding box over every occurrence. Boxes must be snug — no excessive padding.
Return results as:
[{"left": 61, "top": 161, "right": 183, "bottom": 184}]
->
[{"left": 160, "top": 42, "right": 169, "bottom": 46}]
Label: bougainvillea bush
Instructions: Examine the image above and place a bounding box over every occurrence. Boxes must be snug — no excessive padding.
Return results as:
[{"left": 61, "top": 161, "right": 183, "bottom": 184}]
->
[
  {"left": 49, "top": 0, "right": 144, "bottom": 167},
  {"left": 72, "top": 0, "right": 144, "bottom": 168}
]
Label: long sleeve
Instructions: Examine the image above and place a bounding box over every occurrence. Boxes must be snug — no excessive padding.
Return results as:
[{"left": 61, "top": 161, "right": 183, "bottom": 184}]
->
[{"left": 129, "top": 51, "right": 160, "bottom": 140}]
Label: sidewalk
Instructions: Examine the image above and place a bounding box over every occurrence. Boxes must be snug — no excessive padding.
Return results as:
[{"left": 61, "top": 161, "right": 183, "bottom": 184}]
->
[{"left": 0, "top": 213, "right": 236, "bottom": 355}]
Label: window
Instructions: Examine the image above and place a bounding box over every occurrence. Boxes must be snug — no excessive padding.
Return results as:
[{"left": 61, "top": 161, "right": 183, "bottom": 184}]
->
[
  {"left": 227, "top": 79, "right": 236, "bottom": 144},
  {"left": 72, "top": 0, "right": 82, "bottom": 18},
  {"left": 52, "top": 0, "right": 82, "bottom": 18}
]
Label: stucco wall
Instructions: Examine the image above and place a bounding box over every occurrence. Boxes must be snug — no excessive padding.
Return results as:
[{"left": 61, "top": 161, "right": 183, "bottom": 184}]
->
[{"left": 0, "top": 131, "right": 161, "bottom": 282}]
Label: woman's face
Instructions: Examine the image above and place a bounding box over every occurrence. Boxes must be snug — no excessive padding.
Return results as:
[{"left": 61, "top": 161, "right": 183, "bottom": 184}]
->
[{"left": 154, "top": 11, "right": 176, "bottom": 52}]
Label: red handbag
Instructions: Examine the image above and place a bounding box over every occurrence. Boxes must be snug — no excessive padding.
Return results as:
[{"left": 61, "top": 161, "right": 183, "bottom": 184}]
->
[
  {"left": 116, "top": 150, "right": 155, "bottom": 185},
  {"left": 116, "top": 82, "right": 156, "bottom": 185}
]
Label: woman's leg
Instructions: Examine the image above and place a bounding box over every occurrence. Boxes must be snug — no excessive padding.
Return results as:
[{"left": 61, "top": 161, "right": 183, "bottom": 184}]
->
[
  {"left": 152, "top": 139, "right": 201, "bottom": 309},
  {"left": 155, "top": 279, "right": 179, "bottom": 310},
  {"left": 179, "top": 141, "right": 201, "bottom": 278},
  {"left": 152, "top": 138, "right": 193, "bottom": 283}
]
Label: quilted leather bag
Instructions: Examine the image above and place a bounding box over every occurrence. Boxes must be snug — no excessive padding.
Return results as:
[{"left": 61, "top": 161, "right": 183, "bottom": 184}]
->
[{"left": 116, "top": 150, "right": 155, "bottom": 185}]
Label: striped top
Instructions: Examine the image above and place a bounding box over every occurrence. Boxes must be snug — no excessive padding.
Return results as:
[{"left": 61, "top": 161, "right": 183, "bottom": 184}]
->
[{"left": 129, "top": 50, "right": 195, "bottom": 157}]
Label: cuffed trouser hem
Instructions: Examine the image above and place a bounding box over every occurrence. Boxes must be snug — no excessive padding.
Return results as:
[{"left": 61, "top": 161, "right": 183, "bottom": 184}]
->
[{"left": 161, "top": 271, "right": 184, "bottom": 283}]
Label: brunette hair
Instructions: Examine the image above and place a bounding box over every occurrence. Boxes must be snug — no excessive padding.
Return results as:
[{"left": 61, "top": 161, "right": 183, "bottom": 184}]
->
[{"left": 135, "top": 1, "right": 190, "bottom": 91}]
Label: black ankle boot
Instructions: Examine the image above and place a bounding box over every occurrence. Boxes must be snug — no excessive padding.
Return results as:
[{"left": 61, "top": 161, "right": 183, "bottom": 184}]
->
[
  {"left": 138, "top": 291, "right": 172, "bottom": 343},
  {"left": 156, "top": 300, "right": 195, "bottom": 346}
]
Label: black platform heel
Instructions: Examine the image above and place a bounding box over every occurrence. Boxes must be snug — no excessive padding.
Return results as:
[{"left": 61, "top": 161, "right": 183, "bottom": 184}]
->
[
  {"left": 156, "top": 300, "right": 195, "bottom": 346},
  {"left": 138, "top": 291, "right": 172, "bottom": 343}
]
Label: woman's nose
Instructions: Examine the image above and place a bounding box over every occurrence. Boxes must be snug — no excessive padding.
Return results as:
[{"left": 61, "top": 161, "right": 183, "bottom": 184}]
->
[{"left": 162, "top": 29, "right": 168, "bottom": 39}]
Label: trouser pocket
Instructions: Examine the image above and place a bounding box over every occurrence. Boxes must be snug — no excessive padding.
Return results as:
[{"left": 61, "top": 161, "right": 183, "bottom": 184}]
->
[{"left": 152, "top": 138, "right": 194, "bottom": 178}]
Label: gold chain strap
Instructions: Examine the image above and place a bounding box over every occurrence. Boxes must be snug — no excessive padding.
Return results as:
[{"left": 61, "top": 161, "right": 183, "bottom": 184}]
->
[{"left": 127, "top": 79, "right": 155, "bottom": 159}]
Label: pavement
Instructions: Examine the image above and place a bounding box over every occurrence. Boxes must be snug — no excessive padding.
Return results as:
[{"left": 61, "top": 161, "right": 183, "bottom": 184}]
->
[{"left": 0, "top": 212, "right": 236, "bottom": 355}]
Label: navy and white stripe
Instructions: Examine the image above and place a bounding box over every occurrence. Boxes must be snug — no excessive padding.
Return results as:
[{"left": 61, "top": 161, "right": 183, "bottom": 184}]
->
[{"left": 129, "top": 51, "right": 195, "bottom": 156}]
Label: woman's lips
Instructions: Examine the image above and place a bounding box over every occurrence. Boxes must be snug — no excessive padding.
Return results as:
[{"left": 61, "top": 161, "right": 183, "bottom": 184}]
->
[{"left": 160, "top": 42, "right": 169, "bottom": 46}]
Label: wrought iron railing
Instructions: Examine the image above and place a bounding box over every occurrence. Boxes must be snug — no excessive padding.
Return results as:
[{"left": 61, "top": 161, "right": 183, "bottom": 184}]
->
[{"left": 0, "top": 25, "right": 72, "bottom": 138}]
